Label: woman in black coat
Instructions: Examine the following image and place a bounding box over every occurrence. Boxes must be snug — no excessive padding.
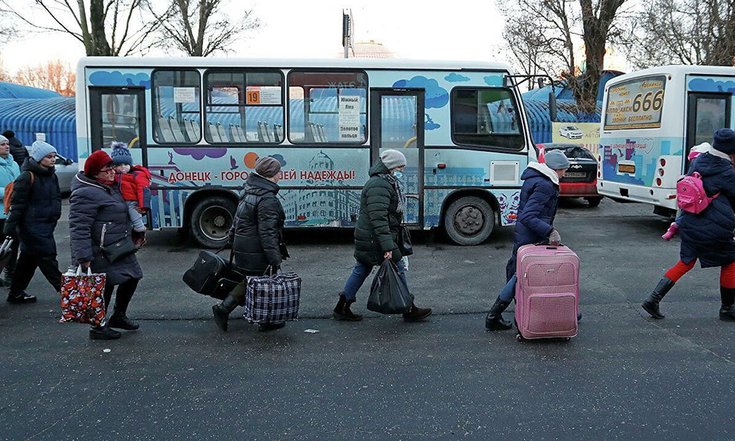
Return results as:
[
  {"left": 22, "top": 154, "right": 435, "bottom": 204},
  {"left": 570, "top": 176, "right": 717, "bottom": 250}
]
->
[
  {"left": 211, "top": 156, "right": 289, "bottom": 332},
  {"left": 643, "top": 128, "right": 735, "bottom": 322},
  {"left": 4, "top": 141, "right": 62, "bottom": 304},
  {"left": 69, "top": 150, "right": 144, "bottom": 340}
]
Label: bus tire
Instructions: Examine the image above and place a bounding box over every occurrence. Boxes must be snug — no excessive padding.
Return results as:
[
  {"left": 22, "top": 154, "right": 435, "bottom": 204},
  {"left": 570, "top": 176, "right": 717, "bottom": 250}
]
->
[
  {"left": 586, "top": 197, "right": 602, "bottom": 208},
  {"left": 190, "top": 196, "right": 236, "bottom": 249},
  {"left": 443, "top": 196, "right": 495, "bottom": 246}
]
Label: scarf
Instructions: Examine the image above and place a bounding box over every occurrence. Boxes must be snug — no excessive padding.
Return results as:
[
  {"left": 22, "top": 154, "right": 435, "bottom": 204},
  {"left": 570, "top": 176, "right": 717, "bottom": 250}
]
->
[{"left": 383, "top": 173, "right": 406, "bottom": 214}]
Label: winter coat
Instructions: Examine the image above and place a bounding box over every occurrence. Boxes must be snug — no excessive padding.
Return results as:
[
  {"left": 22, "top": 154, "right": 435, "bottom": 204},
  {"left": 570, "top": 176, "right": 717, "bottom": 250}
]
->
[
  {"left": 0, "top": 154, "right": 21, "bottom": 220},
  {"left": 353, "top": 160, "right": 403, "bottom": 266},
  {"left": 6, "top": 135, "right": 28, "bottom": 168},
  {"left": 118, "top": 165, "right": 152, "bottom": 210},
  {"left": 678, "top": 152, "right": 735, "bottom": 268},
  {"left": 505, "top": 163, "right": 560, "bottom": 279},
  {"left": 3, "top": 158, "right": 61, "bottom": 256},
  {"left": 69, "top": 172, "right": 143, "bottom": 285},
  {"left": 230, "top": 173, "right": 287, "bottom": 274}
]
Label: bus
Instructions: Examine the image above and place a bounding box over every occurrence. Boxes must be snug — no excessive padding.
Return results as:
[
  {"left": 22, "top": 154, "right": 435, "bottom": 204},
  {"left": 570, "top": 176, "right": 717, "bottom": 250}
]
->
[
  {"left": 597, "top": 65, "right": 735, "bottom": 216},
  {"left": 75, "top": 57, "right": 546, "bottom": 248}
]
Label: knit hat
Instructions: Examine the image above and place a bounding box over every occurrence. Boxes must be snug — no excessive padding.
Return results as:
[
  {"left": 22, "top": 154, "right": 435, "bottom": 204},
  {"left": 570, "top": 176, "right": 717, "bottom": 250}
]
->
[
  {"left": 713, "top": 128, "right": 735, "bottom": 154},
  {"left": 544, "top": 149, "right": 570, "bottom": 170},
  {"left": 109, "top": 141, "right": 132, "bottom": 165},
  {"left": 0, "top": 135, "right": 7, "bottom": 144},
  {"left": 84, "top": 150, "right": 113, "bottom": 177},
  {"left": 30, "top": 140, "right": 57, "bottom": 162},
  {"left": 380, "top": 149, "right": 407, "bottom": 170},
  {"left": 255, "top": 156, "right": 281, "bottom": 178},
  {"left": 1, "top": 131, "right": 13, "bottom": 139}
]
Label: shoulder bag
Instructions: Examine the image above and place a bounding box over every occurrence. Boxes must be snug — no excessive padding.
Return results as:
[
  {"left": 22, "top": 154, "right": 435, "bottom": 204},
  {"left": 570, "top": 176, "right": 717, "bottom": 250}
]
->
[{"left": 100, "top": 223, "right": 138, "bottom": 263}]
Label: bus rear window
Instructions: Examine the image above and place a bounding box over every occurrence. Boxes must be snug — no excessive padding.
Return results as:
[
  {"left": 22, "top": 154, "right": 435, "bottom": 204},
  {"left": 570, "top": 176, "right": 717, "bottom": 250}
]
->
[
  {"left": 604, "top": 76, "right": 666, "bottom": 130},
  {"left": 451, "top": 88, "right": 523, "bottom": 150}
]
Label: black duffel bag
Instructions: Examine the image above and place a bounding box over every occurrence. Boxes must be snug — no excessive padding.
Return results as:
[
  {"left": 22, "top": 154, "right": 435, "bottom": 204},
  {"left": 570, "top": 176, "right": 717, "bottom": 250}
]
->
[{"left": 183, "top": 249, "right": 243, "bottom": 300}]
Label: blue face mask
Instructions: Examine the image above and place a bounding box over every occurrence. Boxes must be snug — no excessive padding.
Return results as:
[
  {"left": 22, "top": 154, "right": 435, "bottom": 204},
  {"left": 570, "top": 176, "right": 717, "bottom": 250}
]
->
[{"left": 393, "top": 171, "right": 404, "bottom": 180}]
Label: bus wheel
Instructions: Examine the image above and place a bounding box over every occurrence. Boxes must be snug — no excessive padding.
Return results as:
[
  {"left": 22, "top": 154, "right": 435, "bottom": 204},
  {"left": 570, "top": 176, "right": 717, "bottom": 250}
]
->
[
  {"left": 443, "top": 196, "right": 495, "bottom": 246},
  {"left": 190, "top": 196, "right": 236, "bottom": 249}
]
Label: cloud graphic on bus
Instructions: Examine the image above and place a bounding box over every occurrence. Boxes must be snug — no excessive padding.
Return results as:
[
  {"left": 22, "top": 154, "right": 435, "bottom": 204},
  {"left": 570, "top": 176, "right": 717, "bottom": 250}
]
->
[
  {"left": 392, "top": 76, "right": 448, "bottom": 109},
  {"left": 173, "top": 148, "right": 227, "bottom": 160},
  {"left": 89, "top": 71, "right": 151, "bottom": 89},
  {"left": 425, "top": 113, "right": 440, "bottom": 130},
  {"left": 688, "top": 78, "right": 735, "bottom": 94},
  {"left": 483, "top": 75, "right": 503, "bottom": 87},
  {"left": 445, "top": 73, "right": 470, "bottom": 83}
]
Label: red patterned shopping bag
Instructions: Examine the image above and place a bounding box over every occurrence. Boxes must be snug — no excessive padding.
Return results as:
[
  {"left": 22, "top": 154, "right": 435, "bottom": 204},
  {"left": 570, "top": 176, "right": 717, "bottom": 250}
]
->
[{"left": 59, "top": 266, "right": 107, "bottom": 326}]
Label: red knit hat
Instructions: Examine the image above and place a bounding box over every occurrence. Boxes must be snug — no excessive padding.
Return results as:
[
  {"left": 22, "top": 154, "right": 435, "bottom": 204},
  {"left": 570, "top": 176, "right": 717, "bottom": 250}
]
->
[{"left": 84, "top": 150, "right": 113, "bottom": 176}]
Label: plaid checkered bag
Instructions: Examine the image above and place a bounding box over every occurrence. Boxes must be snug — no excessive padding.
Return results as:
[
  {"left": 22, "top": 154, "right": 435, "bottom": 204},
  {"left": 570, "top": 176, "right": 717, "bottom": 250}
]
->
[
  {"left": 59, "top": 266, "right": 106, "bottom": 326},
  {"left": 243, "top": 271, "right": 301, "bottom": 324}
]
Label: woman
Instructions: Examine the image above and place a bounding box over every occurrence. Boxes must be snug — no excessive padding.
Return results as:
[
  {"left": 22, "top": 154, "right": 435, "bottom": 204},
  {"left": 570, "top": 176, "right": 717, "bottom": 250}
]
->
[
  {"left": 642, "top": 128, "right": 735, "bottom": 321},
  {"left": 332, "top": 149, "right": 432, "bottom": 322},
  {"left": 212, "top": 156, "right": 289, "bottom": 332},
  {"left": 69, "top": 150, "right": 144, "bottom": 340},
  {"left": 3, "top": 140, "right": 62, "bottom": 304},
  {"left": 485, "top": 149, "right": 569, "bottom": 330},
  {"left": 0, "top": 135, "right": 20, "bottom": 289}
]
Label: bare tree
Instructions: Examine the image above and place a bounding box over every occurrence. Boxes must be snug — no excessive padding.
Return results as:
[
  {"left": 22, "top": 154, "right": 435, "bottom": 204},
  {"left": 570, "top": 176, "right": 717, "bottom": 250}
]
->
[
  {"left": 0, "top": 0, "right": 162, "bottom": 56},
  {"left": 149, "top": 0, "right": 260, "bottom": 57},
  {"left": 498, "top": 0, "right": 631, "bottom": 113},
  {"left": 629, "top": 0, "right": 735, "bottom": 67},
  {"left": 14, "top": 60, "right": 76, "bottom": 96}
]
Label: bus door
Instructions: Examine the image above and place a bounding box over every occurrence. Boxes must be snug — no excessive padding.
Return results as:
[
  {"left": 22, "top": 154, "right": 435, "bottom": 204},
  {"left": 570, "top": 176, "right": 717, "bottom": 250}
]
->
[
  {"left": 686, "top": 92, "right": 732, "bottom": 160},
  {"left": 370, "top": 89, "right": 425, "bottom": 226},
  {"left": 89, "top": 87, "right": 147, "bottom": 163}
]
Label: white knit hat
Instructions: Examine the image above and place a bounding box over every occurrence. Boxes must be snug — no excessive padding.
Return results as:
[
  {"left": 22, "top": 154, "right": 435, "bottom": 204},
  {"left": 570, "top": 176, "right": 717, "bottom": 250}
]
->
[{"left": 380, "top": 149, "right": 407, "bottom": 170}]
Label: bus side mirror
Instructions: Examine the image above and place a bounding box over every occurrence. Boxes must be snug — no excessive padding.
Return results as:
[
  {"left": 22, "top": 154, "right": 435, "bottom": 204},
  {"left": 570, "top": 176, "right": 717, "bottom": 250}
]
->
[{"left": 549, "top": 93, "right": 557, "bottom": 122}]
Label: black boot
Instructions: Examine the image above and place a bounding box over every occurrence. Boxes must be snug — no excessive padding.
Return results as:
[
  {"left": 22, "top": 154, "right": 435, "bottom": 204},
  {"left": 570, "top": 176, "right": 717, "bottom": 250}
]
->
[
  {"left": 108, "top": 282, "right": 139, "bottom": 330},
  {"left": 485, "top": 297, "right": 512, "bottom": 331},
  {"left": 333, "top": 293, "right": 363, "bottom": 321},
  {"left": 212, "top": 290, "right": 242, "bottom": 332},
  {"left": 719, "top": 286, "right": 735, "bottom": 321},
  {"left": 641, "top": 277, "right": 675, "bottom": 319},
  {"left": 89, "top": 324, "right": 121, "bottom": 340},
  {"left": 403, "top": 303, "right": 432, "bottom": 322}
]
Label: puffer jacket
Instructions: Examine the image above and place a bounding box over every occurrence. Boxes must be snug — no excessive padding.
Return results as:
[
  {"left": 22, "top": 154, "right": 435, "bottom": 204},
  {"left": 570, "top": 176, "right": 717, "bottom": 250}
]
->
[
  {"left": 353, "top": 160, "right": 403, "bottom": 266},
  {"left": 505, "top": 162, "right": 559, "bottom": 279},
  {"left": 0, "top": 154, "right": 20, "bottom": 220},
  {"left": 231, "top": 173, "right": 287, "bottom": 274},
  {"left": 6, "top": 135, "right": 28, "bottom": 168},
  {"left": 3, "top": 158, "right": 61, "bottom": 255},
  {"left": 118, "top": 165, "right": 152, "bottom": 209},
  {"left": 678, "top": 152, "right": 735, "bottom": 268},
  {"left": 69, "top": 172, "right": 143, "bottom": 285}
]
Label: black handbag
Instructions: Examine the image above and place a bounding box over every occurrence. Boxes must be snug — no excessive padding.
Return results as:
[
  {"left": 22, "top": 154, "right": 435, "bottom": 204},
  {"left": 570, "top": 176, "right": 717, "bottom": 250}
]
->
[
  {"left": 100, "top": 224, "right": 137, "bottom": 263},
  {"left": 397, "top": 225, "right": 413, "bottom": 256},
  {"left": 183, "top": 248, "right": 243, "bottom": 300}
]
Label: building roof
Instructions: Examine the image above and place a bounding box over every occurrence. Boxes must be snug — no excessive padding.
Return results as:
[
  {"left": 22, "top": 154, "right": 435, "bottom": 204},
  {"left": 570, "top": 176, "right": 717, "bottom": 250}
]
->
[{"left": 0, "top": 81, "right": 62, "bottom": 99}]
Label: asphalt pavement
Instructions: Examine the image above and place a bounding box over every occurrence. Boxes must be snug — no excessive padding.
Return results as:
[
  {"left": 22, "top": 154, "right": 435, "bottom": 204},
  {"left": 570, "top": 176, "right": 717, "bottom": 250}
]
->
[{"left": 2, "top": 197, "right": 734, "bottom": 440}]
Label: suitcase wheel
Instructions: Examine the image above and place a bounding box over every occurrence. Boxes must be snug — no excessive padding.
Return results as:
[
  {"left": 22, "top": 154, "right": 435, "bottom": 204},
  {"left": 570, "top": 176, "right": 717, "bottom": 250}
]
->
[{"left": 516, "top": 333, "right": 525, "bottom": 342}]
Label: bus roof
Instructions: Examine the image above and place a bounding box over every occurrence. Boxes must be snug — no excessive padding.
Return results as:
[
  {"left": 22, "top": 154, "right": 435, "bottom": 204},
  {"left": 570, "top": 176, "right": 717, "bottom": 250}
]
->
[
  {"left": 77, "top": 56, "right": 513, "bottom": 72},
  {"left": 608, "top": 64, "right": 735, "bottom": 86}
]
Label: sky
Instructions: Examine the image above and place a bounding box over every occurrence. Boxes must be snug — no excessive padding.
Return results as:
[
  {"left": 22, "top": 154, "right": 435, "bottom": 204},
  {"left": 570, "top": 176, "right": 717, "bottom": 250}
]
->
[{"left": 1, "top": 0, "right": 507, "bottom": 74}]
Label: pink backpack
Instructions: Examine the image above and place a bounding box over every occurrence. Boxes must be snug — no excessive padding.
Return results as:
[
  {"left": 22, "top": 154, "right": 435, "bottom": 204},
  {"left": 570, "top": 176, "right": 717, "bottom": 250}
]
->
[{"left": 676, "top": 172, "right": 719, "bottom": 214}]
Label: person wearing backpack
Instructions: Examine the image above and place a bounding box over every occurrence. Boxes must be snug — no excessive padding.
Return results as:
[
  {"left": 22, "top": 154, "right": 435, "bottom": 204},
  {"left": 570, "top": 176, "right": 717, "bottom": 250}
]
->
[
  {"left": 643, "top": 128, "right": 735, "bottom": 321},
  {"left": 3, "top": 140, "right": 62, "bottom": 304},
  {"left": 0, "top": 135, "right": 20, "bottom": 288}
]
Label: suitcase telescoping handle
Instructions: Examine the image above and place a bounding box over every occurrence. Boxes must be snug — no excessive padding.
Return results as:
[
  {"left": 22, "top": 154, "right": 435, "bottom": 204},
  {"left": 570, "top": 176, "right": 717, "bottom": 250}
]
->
[{"left": 534, "top": 241, "right": 563, "bottom": 249}]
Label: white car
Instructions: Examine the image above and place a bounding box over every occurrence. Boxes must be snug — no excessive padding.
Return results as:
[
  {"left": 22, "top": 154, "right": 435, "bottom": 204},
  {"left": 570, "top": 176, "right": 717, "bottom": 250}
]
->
[{"left": 559, "top": 125, "right": 583, "bottom": 140}]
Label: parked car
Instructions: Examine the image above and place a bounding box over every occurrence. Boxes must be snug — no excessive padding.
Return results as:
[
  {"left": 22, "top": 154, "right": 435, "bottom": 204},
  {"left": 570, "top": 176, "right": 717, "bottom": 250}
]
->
[
  {"left": 537, "top": 143, "right": 603, "bottom": 207},
  {"left": 558, "top": 125, "right": 583, "bottom": 140},
  {"left": 55, "top": 153, "right": 78, "bottom": 194}
]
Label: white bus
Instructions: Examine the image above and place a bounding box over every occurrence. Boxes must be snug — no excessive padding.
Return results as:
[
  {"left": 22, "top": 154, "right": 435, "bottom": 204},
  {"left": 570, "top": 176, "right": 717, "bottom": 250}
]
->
[
  {"left": 75, "top": 57, "right": 547, "bottom": 247},
  {"left": 597, "top": 65, "right": 735, "bottom": 216}
]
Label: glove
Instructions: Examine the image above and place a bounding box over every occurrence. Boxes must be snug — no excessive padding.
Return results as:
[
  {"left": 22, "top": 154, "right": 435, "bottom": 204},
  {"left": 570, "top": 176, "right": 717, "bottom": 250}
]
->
[{"left": 548, "top": 228, "right": 561, "bottom": 246}]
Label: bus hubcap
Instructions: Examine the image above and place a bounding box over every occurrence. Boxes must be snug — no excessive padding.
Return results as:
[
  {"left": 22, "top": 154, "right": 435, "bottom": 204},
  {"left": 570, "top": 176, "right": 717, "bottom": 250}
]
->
[
  {"left": 454, "top": 206, "right": 484, "bottom": 235},
  {"left": 199, "top": 206, "right": 232, "bottom": 241}
]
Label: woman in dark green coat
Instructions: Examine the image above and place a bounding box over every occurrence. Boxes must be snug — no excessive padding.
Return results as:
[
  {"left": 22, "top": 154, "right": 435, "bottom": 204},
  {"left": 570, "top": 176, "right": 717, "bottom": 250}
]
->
[{"left": 333, "top": 149, "right": 432, "bottom": 322}]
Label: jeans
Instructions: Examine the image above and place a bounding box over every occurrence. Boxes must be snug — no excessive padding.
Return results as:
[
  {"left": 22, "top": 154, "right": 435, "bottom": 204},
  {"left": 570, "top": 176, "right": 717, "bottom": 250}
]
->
[
  {"left": 499, "top": 275, "right": 518, "bottom": 303},
  {"left": 342, "top": 259, "right": 408, "bottom": 301}
]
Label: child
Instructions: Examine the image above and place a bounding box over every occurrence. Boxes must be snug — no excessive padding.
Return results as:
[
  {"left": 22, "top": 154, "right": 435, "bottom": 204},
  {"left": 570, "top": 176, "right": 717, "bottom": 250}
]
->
[
  {"left": 662, "top": 142, "right": 712, "bottom": 240},
  {"left": 109, "top": 142, "right": 152, "bottom": 245}
]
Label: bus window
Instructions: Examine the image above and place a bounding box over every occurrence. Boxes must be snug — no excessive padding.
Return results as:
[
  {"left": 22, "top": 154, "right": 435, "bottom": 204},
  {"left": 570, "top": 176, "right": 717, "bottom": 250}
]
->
[
  {"left": 204, "top": 70, "right": 284, "bottom": 144},
  {"left": 451, "top": 88, "right": 523, "bottom": 150},
  {"left": 688, "top": 95, "right": 730, "bottom": 148},
  {"left": 287, "top": 70, "right": 368, "bottom": 144},
  {"left": 152, "top": 69, "right": 201, "bottom": 144}
]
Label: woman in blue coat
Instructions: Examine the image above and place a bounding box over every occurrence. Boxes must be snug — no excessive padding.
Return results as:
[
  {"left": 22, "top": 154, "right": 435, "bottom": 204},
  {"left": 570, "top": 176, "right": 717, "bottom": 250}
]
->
[
  {"left": 643, "top": 128, "right": 735, "bottom": 321},
  {"left": 485, "top": 149, "right": 570, "bottom": 330},
  {"left": 0, "top": 135, "right": 20, "bottom": 290}
]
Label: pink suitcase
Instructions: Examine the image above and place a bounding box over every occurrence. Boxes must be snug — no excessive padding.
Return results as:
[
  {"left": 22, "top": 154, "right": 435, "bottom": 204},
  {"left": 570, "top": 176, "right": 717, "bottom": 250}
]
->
[{"left": 515, "top": 244, "right": 579, "bottom": 340}]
